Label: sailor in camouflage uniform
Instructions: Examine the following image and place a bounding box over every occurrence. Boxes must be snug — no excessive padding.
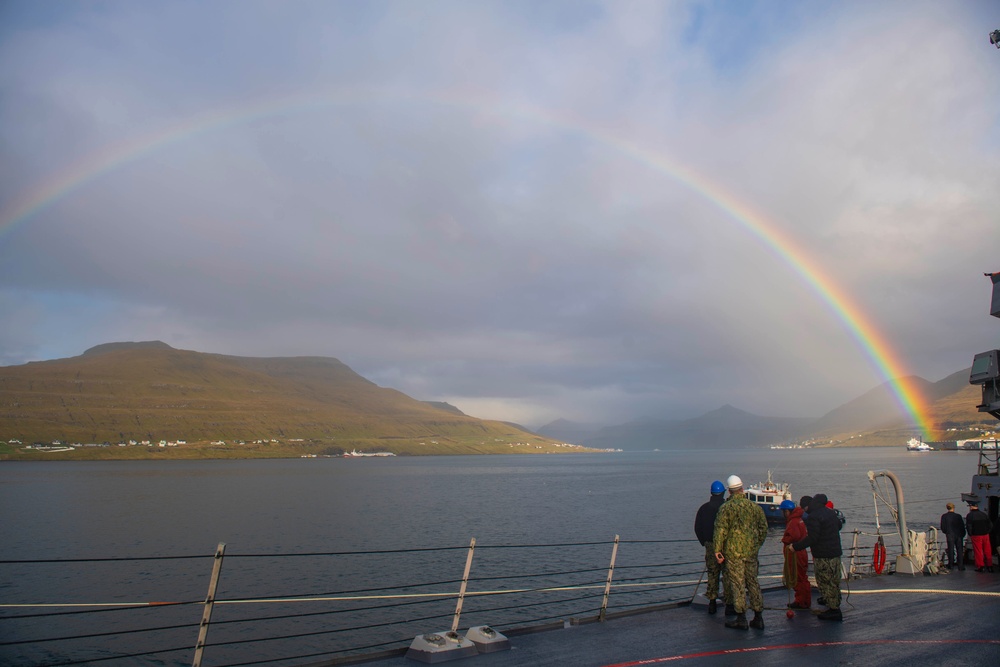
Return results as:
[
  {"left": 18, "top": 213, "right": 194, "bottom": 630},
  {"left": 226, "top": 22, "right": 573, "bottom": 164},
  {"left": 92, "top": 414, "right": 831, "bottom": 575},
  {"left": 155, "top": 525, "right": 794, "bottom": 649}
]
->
[
  {"left": 694, "top": 480, "right": 728, "bottom": 613},
  {"left": 793, "top": 493, "right": 843, "bottom": 621},
  {"left": 713, "top": 474, "right": 768, "bottom": 630}
]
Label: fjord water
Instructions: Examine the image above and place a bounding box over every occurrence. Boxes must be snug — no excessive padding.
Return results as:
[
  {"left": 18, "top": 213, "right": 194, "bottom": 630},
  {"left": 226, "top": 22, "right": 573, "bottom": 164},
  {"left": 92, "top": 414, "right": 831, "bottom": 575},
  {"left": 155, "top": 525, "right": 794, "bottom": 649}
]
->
[
  {"left": 0, "top": 448, "right": 977, "bottom": 665},
  {"left": 1, "top": 448, "right": 976, "bottom": 555}
]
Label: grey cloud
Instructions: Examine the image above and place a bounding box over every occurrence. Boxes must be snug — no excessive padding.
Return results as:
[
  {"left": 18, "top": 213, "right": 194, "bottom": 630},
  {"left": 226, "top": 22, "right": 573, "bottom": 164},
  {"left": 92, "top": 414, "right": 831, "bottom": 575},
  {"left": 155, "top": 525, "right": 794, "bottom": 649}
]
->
[{"left": 1, "top": 1, "right": 998, "bottom": 428}]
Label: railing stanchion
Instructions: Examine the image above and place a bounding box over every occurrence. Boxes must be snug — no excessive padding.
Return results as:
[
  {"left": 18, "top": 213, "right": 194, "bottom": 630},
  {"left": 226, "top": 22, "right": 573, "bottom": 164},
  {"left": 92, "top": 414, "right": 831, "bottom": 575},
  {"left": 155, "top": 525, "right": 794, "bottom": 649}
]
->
[
  {"left": 690, "top": 567, "right": 707, "bottom": 604},
  {"left": 599, "top": 534, "right": 620, "bottom": 622},
  {"left": 450, "top": 537, "right": 476, "bottom": 633},
  {"left": 849, "top": 530, "right": 859, "bottom": 576},
  {"left": 192, "top": 542, "right": 226, "bottom": 667}
]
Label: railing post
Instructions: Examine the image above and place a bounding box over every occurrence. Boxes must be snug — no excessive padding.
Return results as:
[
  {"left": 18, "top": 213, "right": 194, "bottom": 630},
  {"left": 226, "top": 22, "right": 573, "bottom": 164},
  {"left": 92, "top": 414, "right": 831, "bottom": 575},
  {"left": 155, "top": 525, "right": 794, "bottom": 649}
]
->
[
  {"left": 849, "top": 530, "right": 859, "bottom": 576},
  {"left": 598, "top": 534, "right": 620, "bottom": 622},
  {"left": 450, "top": 537, "right": 476, "bottom": 633},
  {"left": 192, "top": 542, "right": 226, "bottom": 667}
]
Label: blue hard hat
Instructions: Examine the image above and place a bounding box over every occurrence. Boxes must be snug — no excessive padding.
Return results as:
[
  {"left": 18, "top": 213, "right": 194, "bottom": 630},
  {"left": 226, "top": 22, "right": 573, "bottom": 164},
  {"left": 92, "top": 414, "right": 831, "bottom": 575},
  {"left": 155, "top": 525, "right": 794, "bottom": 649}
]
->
[
  {"left": 711, "top": 480, "right": 725, "bottom": 495},
  {"left": 780, "top": 499, "right": 796, "bottom": 511}
]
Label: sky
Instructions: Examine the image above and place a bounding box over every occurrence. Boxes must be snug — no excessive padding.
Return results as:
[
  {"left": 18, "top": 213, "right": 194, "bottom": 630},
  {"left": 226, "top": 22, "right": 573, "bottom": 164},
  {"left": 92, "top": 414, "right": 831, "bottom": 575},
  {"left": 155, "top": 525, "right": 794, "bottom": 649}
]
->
[{"left": 1, "top": 1, "right": 998, "bottom": 429}]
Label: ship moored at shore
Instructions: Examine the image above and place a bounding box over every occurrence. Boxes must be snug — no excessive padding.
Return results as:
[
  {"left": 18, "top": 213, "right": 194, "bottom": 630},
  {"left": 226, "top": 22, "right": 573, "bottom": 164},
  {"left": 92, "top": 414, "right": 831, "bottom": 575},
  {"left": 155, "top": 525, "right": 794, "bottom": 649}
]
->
[{"left": 905, "top": 437, "right": 999, "bottom": 451}]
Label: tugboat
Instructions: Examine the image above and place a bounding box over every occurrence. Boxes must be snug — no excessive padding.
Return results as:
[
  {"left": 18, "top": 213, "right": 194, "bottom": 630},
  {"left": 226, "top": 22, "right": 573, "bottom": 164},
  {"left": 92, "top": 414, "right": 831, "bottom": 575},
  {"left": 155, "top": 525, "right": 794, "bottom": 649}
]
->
[{"left": 744, "top": 470, "right": 792, "bottom": 524}]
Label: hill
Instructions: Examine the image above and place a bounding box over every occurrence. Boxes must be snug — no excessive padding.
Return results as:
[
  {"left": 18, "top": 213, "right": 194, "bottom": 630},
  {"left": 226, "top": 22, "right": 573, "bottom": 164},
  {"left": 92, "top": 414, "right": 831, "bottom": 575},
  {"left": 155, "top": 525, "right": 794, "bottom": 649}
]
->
[
  {"left": 538, "top": 369, "right": 996, "bottom": 449},
  {"left": 541, "top": 406, "right": 812, "bottom": 450},
  {"left": 0, "top": 342, "right": 582, "bottom": 458}
]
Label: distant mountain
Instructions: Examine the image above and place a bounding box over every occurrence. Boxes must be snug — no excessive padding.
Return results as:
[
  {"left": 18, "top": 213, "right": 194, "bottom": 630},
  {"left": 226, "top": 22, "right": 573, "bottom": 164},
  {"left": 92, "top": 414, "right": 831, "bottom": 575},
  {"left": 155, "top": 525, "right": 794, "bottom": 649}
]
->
[
  {"left": 537, "top": 418, "right": 605, "bottom": 443},
  {"left": 809, "top": 375, "right": 936, "bottom": 435},
  {"left": 542, "top": 368, "right": 991, "bottom": 450},
  {"left": 0, "top": 342, "right": 559, "bottom": 454},
  {"left": 809, "top": 368, "right": 989, "bottom": 439},
  {"left": 568, "top": 406, "right": 811, "bottom": 450},
  {"left": 2, "top": 341, "right": 992, "bottom": 454}
]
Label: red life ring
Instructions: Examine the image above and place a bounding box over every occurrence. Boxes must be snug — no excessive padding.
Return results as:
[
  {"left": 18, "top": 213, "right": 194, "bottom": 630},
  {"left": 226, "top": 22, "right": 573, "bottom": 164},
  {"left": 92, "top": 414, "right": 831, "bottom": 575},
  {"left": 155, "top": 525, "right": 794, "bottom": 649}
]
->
[{"left": 873, "top": 536, "right": 887, "bottom": 574}]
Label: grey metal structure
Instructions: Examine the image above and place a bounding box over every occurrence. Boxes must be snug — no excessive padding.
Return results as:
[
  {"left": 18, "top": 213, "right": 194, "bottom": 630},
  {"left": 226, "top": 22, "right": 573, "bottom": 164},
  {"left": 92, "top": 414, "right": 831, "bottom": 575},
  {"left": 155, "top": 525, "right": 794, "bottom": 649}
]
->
[
  {"left": 969, "top": 272, "right": 1000, "bottom": 553},
  {"left": 866, "top": 470, "right": 921, "bottom": 575}
]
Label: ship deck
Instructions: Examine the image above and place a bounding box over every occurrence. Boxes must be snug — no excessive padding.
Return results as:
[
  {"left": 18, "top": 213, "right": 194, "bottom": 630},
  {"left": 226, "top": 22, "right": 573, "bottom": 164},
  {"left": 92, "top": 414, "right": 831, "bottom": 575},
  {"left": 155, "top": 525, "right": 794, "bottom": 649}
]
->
[{"left": 342, "top": 568, "right": 1000, "bottom": 667}]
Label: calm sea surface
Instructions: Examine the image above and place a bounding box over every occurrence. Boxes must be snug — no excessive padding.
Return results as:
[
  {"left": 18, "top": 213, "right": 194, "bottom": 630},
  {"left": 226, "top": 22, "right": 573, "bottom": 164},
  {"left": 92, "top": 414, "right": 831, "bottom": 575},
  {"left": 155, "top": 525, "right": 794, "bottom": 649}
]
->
[{"left": 0, "top": 447, "right": 980, "bottom": 665}]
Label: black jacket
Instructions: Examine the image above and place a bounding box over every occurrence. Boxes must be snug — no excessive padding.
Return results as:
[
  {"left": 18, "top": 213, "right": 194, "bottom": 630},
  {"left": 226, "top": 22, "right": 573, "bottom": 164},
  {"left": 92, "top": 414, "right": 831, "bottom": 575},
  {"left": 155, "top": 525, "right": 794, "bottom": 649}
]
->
[
  {"left": 694, "top": 494, "right": 725, "bottom": 546},
  {"left": 940, "top": 511, "right": 966, "bottom": 538},
  {"left": 793, "top": 493, "right": 843, "bottom": 558},
  {"left": 966, "top": 509, "right": 993, "bottom": 537}
]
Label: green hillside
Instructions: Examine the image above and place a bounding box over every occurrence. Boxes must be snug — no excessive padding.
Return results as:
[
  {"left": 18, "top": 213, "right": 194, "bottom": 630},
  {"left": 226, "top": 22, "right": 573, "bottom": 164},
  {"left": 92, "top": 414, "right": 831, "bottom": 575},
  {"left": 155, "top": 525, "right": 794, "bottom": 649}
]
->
[
  {"left": 0, "top": 342, "right": 587, "bottom": 459},
  {"left": 804, "top": 371, "right": 997, "bottom": 447}
]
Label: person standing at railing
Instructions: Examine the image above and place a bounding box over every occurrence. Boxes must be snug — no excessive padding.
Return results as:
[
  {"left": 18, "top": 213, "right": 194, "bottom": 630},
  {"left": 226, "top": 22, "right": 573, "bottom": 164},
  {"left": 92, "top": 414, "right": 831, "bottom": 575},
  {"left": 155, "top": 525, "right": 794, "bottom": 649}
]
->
[
  {"left": 940, "top": 502, "right": 966, "bottom": 571},
  {"left": 793, "top": 493, "right": 843, "bottom": 621},
  {"left": 713, "top": 475, "right": 768, "bottom": 631},
  {"left": 695, "top": 480, "right": 728, "bottom": 614},
  {"left": 965, "top": 500, "right": 994, "bottom": 572},
  {"left": 780, "top": 499, "right": 811, "bottom": 609}
]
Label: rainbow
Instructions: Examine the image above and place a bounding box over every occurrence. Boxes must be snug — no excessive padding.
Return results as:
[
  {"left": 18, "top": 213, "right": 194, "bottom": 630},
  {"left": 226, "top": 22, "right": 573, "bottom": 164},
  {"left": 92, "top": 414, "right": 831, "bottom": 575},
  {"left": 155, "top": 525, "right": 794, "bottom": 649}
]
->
[{"left": 0, "top": 88, "right": 933, "bottom": 438}]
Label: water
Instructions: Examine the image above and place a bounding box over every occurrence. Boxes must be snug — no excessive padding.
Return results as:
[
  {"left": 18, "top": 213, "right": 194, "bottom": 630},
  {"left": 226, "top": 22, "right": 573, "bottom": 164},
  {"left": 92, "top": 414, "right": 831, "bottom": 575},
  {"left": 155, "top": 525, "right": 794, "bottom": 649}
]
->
[{"left": 0, "top": 448, "right": 979, "bottom": 665}]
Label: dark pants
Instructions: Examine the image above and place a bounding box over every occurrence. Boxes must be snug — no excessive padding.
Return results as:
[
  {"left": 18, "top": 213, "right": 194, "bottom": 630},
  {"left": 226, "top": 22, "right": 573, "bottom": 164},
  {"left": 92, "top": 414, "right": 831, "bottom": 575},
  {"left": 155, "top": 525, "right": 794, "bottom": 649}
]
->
[{"left": 944, "top": 534, "right": 964, "bottom": 569}]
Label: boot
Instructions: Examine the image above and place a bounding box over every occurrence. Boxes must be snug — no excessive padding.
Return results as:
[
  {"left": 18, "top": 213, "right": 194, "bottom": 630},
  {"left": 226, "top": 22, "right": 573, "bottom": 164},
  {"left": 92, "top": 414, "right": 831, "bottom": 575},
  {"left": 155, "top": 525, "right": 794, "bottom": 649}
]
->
[
  {"left": 707, "top": 599, "right": 717, "bottom": 614},
  {"left": 817, "top": 607, "right": 843, "bottom": 621},
  {"left": 749, "top": 611, "right": 764, "bottom": 629},
  {"left": 724, "top": 604, "right": 736, "bottom": 616},
  {"left": 725, "top": 613, "right": 748, "bottom": 630}
]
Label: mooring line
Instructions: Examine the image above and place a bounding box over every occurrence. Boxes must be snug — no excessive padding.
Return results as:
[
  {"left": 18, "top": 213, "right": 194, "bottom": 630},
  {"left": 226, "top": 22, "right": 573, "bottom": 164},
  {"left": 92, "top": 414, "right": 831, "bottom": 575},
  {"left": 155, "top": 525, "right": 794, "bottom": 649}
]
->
[{"left": 845, "top": 588, "right": 1000, "bottom": 597}]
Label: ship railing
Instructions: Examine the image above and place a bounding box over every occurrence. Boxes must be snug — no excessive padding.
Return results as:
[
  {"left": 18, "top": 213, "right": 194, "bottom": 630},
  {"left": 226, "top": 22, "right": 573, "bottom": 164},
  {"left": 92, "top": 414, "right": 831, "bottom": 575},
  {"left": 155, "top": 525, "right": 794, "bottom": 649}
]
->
[
  {"left": 976, "top": 440, "right": 1000, "bottom": 475},
  {"left": 1, "top": 535, "right": 795, "bottom": 667},
  {"left": 845, "top": 527, "right": 903, "bottom": 577}
]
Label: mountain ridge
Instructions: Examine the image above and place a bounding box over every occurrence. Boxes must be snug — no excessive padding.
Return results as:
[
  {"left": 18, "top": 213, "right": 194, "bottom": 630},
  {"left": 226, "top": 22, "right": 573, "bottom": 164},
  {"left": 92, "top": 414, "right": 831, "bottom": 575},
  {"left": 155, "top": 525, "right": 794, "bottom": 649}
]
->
[
  {"left": 538, "top": 369, "right": 992, "bottom": 449},
  {"left": 1, "top": 342, "right": 993, "bottom": 456},
  {"left": 0, "top": 342, "right": 572, "bottom": 457}
]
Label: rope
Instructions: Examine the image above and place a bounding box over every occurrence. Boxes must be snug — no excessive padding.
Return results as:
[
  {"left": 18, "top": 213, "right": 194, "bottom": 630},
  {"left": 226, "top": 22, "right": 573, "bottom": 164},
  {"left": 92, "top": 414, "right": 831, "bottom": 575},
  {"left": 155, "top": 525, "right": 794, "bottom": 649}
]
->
[{"left": 846, "top": 588, "right": 1000, "bottom": 598}]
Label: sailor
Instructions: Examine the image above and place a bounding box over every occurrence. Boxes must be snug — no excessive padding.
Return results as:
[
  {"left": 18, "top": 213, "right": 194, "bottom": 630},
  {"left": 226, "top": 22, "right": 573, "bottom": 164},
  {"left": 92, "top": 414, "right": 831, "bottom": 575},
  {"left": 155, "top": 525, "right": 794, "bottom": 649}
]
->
[
  {"left": 940, "top": 502, "right": 966, "bottom": 570},
  {"left": 694, "top": 480, "right": 727, "bottom": 614},
  {"left": 793, "top": 493, "right": 843, "bottom": 621},
  {"left": 965, "top": 500, "right": 994, "bottom": 572},
  {"left": 713, "top": 475, "right": 768, "bottom": 630},
  {"left": 780, "top": 499, "right": 811, "bottom": 609}
]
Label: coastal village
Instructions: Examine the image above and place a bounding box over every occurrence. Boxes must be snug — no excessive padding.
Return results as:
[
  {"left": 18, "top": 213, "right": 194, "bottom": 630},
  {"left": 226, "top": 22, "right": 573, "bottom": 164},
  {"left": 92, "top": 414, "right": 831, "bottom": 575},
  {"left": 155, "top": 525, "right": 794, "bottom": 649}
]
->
[{"left": 8, "top": 437, "right": 599, "bottom": 456}]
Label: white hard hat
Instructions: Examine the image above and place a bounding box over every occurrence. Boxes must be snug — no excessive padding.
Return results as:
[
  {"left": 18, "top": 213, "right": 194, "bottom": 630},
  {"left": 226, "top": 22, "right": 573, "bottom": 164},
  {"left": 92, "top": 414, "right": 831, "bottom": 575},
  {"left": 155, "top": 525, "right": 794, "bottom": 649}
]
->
[{"left": 726, "top": 475, "right": 743, "bottom": 490}]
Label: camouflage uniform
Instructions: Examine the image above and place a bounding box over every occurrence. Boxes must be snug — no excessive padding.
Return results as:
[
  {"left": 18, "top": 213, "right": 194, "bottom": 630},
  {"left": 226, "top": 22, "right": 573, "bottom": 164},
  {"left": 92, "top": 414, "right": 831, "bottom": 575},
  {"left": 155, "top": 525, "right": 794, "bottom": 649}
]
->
[
  {"left": 713, "top": 495, "right": 768, "bottom": 614},
  {"left": 703, "top": 541, "right": 724, "bottom": 600},
  {"left": 813, "top": 557, "right": 842, "bottom": 609}
]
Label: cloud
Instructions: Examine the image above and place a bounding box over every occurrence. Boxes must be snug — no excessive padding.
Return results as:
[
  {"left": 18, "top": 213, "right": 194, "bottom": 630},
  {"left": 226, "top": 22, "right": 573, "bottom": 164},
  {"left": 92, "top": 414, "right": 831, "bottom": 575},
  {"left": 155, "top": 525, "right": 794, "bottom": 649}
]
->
[{"left": 1, "top": 0, "right": 998, "bottom": 428}]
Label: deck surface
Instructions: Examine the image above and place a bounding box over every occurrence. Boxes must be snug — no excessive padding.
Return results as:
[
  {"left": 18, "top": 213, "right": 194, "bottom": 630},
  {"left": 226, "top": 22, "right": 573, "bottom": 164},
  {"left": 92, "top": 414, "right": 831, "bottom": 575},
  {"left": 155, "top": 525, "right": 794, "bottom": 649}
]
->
[{"left": 349, "top": 567, "right": 1000, "bottom": 667}]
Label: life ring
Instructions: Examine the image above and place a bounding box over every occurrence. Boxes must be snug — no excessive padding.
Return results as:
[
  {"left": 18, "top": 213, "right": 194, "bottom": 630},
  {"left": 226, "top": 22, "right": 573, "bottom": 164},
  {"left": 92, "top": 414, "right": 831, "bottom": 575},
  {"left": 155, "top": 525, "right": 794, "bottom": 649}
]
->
[{"left": 873, "top": 536, "right": 887, "bottom": 574}]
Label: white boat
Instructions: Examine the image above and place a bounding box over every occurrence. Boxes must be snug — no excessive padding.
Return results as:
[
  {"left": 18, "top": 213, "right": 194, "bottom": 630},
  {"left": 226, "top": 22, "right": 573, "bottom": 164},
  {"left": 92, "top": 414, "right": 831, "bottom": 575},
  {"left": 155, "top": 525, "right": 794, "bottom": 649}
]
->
[
  {"left": 745, "top": 471, "right": 792, "bottom": 524},
  {"left": 906, "top": 438, "right": 932, "bottom": 452}
]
